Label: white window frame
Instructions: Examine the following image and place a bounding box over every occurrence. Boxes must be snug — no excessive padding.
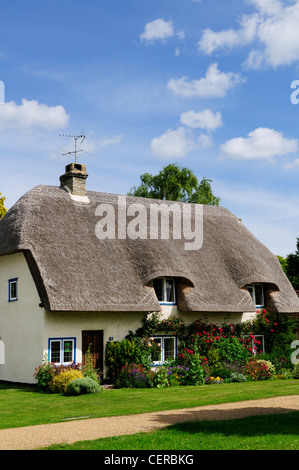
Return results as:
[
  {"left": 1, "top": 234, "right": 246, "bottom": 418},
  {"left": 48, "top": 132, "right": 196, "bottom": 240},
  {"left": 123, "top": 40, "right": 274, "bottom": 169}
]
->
[
  {"left": 49, "top": 338, "right": 76, "bottom": 365},
  {"left": 244, "top": 334, "right": 265, "bottom": 355},
  {"left": 247, "top": 283, "right": 265, "bottom": 307},
  {"left": 152, "top": 335, "right": 177, "bottom": 365},
  {"left": 153, "top": 277, "right": 176, "bottom": 304}
]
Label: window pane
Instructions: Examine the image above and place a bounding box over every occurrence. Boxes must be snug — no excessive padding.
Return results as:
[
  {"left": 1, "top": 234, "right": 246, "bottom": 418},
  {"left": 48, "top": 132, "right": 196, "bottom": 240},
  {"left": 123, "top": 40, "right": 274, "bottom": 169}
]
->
[
  {"left": 164, "top": 337, "right": 175, "bottom": 361},
  {"left": 10, "top": 281, "right": 17, "bottom": 300},
  {"left": 254, "top": 284, "right": 264, "bottom": 306},
  {"left": 63, "top": 340, "right": 73, "bottom": 363},
  {"left": 165, "top": 279, "right": 175, "bottom": 302},
  {"left": 153, "top": 337, "right": 162, "bottom": 361},
  {"left": 50, "top": 341, "right": 61, "bottom": 363},
  {"left": 254, "top": 335, "right": 265, "bottom": 354},
  {"left": 153, "top": 279, "right": 163, "bottom": 301},
  {"left": 247, "top": 284, "right": 253, "bottom": 300}
]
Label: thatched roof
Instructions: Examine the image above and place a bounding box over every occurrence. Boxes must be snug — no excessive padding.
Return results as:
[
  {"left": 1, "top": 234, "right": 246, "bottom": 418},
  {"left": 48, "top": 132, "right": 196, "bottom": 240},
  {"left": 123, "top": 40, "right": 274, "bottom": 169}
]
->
[{"left": 0, "top": 184, "right": 298, "bottom": 314}]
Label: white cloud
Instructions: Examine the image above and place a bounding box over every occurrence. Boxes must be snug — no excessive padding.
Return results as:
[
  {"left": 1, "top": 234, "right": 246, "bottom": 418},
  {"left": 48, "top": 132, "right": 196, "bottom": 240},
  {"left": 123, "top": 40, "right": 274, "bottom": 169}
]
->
[
  {"left": 0, "top": 99, "right": 69, "bottom": 131},
  {"left": 284, "top": 158, "right": 299, "bottom": 170},
  {"left": 150, "top": 126, "right": 211, "bottom": 159},
  {"left": 180, "top": 109, "right": 223, "bottom": 131},
  {"left": 167, "top": 63, "right": 245, "bottom": 98},
  {"left": 198, "top": 14, "right": 259, "bottom": 54},
  {"left": 247, "top": 0, "right": 283, "bottom": 16},
  {"left": 140, "top": 18, "right": 174, "bottom": 43},
  {"left": 198, "top": 0, "right": 299, "bottom": 69},
  {"left": 220, "top": 127, "right": 298, "bottom": 161}
]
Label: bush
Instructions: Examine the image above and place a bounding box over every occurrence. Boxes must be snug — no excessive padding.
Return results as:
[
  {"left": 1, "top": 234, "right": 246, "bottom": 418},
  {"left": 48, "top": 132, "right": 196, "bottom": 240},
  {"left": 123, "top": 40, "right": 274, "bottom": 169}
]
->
[
  {"left": 215, "top": 336, "right": 251, "bottom": 364},
  {"left": 152, "top": 366, "right": 170, "bottom": 388},
  {"left": 34, "top": 354, "right": 55, "bottom": 391},
  {"left": 227, "top": 372, "right": 247, "bottom": 383},
  {"left": 166, "top": 365, "right": 190, "bottom": 386},
  {"left": 49, "top": 370, "right": 83, "bottom": 394},
  {"left": 114, "top": 363, "right": 151, "bottom": 389},
  {"left": 105, "top": 339, "right": 147, "bottom": 382},
  {"left": 293, "top": 363, "right": 299, "bottom": 379},
  {"left": 82, "top": 344, "right": 101, "bottom": 383},
  {"left": 67, "top": 377, "right": 103, "bottom": 395},
  {"left": 243, "top": 358, "right": 272, "bottom": 381},
  {"left": 210, "top": 366, "right": 232, "bottom": 380},
  {"left": 176, "top": 350, "right": 205, "bottom": 385}
]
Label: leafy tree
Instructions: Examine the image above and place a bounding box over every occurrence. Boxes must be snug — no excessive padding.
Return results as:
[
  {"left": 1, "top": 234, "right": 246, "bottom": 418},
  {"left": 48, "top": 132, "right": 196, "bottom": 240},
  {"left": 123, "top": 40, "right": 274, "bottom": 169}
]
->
[
  {"left": 128, "top": 163, "right": 220, "bottom": 205},
  {"left": 278, "top": 239, "right": 299, "bottom": 290},
  {"left": 285, "top": 238, "right": 299, "bottom": 290},
  {"left": 0, "top": 193, "right": 6, "bottom": 219}
]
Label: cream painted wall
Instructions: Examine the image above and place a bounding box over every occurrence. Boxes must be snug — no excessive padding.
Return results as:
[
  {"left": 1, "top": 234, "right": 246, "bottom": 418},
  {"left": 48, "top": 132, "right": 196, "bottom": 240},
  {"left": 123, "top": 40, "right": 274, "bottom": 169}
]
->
[
  {"left": 43, "top": 310, "right": 146, "bottom": 377},
  {"left": 0, "top": 252, "right": 45, "bottom": 384},
  {"left": 158, "top": 304, "right": 256, "bottom": 325}
]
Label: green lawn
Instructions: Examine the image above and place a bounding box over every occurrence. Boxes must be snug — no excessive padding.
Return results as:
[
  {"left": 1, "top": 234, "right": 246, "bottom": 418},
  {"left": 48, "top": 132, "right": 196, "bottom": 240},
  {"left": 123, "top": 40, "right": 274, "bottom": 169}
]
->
[
  {"left": 0, "top": 379, "right": 298, "bottom": 430},
  {"left": 44, "top": 411, "right": 299, "bottom": 450}
]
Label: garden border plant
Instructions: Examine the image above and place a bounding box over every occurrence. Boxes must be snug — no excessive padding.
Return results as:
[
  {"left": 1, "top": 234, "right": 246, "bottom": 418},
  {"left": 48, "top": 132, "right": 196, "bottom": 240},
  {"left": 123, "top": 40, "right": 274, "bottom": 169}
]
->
[
  {"left": 104, "top": 309, "right": 298, "bottom": 388},
  {"left": 34, "top": 309, "right": 298, "bottom": 392},
  {"left": 34, "top": 344, "right": 101, "bottom": 395}
]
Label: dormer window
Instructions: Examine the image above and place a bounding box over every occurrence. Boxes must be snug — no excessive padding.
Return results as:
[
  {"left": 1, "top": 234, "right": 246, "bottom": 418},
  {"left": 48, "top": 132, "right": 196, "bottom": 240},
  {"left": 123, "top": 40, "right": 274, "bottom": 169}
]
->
[
  {"left": 153, "top": 278, "right": 176, "bottom": 304},
  {"left": 247, "top": 283, "right": 264, "bottom": 307}
]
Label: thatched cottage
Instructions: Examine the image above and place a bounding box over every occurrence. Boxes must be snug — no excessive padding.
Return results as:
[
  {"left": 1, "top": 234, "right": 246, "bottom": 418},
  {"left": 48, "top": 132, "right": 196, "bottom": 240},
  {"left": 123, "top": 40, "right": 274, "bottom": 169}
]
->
[{"left": 0, "top": 163, "right": 298, "bottom": 384}]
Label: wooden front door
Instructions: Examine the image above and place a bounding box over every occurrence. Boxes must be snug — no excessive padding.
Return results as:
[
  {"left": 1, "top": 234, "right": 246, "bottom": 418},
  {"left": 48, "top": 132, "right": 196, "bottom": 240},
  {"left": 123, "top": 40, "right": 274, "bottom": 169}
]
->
[{"left": 82, "top": 330, "right": 104, "bottom": 372}]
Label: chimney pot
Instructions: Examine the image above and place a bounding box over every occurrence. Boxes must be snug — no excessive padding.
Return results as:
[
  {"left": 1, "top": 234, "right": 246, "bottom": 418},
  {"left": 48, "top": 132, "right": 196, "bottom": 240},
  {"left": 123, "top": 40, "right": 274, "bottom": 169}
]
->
[{"left": 60, "top": 163, "right": 88, "bottom": 196}]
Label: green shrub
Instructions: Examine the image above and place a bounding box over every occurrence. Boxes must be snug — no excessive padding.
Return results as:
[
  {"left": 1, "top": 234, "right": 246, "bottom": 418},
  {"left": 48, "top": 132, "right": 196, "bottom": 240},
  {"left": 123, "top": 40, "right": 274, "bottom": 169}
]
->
[
  {"left": 67, "top": 377, "right": 103, "bottom": 395},
  {"left": 105, "top": 339, "right": 147, "bottom": 382},
  {"left": 34, "top": 354, "right": 55, "bottom": 391},
  {"left": 152, "top": 366, "right": 169, "bottom": 388},
  {"left": 293, "top": 363, "right": 299, "bottom": 379},
  {"left": 215, "top": 336, "right": 251, "bottom": 364},
  {"left": 177, "top": 350, "right": 205, "bottom": 386},
  {"left": 49, "top": 370, "right": 83, "bottom": 394},
  {"left": 82, "top": 344, "right": 101, "bottom": 383},
  {"left": 210, "top": 366, "right": 232, "bottom": 380},
  {"left": 227, "top": 372, "right": 247, "bottom": 383}
]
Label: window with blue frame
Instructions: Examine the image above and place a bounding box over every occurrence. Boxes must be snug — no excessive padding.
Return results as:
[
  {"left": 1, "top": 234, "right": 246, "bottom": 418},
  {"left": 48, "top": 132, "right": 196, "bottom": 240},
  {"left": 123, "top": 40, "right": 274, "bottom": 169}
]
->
[
  {"left": 8, "top": 278, "right": 18, "bottom": 301},
  {"left": 153, "top": 278, "right": 176, "bottom": 304},
  {"left": 49, "top": 338, "right": 76, "bottom": 364},
  {"left": 152, "top": 335, "right": 177, "bottom": 364}
]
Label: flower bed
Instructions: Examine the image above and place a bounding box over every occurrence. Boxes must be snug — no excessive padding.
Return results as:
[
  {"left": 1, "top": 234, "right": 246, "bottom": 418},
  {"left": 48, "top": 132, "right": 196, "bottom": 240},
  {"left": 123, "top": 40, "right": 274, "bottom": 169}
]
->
[{"left": 104, "top": 310, "right": 297, "bottom": 388}]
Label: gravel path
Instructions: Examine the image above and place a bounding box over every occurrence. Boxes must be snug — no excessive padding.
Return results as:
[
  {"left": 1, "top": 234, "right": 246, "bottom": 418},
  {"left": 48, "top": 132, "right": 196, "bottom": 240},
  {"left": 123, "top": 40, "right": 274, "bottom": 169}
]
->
[{"left": 0, "top": 395, "right": 298, "bottom": 450}]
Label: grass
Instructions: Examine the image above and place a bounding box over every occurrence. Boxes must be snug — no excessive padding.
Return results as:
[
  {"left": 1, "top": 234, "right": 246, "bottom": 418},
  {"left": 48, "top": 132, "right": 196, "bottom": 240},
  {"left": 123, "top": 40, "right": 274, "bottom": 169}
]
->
[
  {"left": 44, "top": 411, "right": 299, "bottom": 450},
  {"left": 0, "top": 379, "right": 298, "bottom": 430}
]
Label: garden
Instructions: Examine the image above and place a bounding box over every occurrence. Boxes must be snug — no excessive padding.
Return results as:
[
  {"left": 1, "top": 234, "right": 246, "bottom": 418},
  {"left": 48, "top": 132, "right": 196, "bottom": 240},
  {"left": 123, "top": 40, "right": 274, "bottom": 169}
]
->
[{"left": 34, "top": 309, "right": 299, "bottom": 394}]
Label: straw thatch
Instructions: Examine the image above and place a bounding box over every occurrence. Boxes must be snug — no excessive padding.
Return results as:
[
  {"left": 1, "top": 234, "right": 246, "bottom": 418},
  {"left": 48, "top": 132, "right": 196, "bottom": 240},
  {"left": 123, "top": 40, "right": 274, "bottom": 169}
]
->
[{"left": 0, "top": 184, "right": 298, "bottom": 314}]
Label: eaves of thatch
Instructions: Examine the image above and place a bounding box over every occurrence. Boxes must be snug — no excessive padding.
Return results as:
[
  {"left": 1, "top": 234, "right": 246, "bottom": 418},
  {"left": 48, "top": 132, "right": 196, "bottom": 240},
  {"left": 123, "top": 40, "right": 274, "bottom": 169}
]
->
[{"left": 0, "top": 184, "right": 298, "bottom": 315}]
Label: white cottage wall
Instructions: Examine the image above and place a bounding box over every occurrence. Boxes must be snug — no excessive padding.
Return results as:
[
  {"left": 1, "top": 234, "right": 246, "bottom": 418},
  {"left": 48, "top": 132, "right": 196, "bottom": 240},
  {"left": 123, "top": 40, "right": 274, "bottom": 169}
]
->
[{"left": 0, "top": 252, "right": 45, "bottom": 384}]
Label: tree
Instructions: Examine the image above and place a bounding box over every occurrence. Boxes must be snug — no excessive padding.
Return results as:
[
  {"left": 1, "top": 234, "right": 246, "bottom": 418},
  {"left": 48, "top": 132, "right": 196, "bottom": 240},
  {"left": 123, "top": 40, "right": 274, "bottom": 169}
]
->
[
  {"left": 285, "top": 238, "right": 299, "bottom": 290},
  {"left": 128, "top": 163, "right": 220, "bottom": 206},
  {"left": 0, "top": 193, "right": 6, "bottom": 219},
  {"left": 278, "top": 239, "right": 299, "bottom": 290}
]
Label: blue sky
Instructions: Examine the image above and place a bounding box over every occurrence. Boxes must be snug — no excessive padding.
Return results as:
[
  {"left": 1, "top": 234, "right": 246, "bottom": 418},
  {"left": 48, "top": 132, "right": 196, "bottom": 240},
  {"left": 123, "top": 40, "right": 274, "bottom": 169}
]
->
[{"left": 1, "top": 0, "right": 299, "bottom": 256}]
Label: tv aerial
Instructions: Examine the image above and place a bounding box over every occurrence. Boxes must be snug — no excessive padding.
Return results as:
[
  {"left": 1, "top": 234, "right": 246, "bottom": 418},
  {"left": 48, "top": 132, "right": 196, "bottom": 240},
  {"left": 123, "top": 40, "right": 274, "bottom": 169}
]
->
[{"left": 59, "top": 130, "right": 86, "bottom": 163}]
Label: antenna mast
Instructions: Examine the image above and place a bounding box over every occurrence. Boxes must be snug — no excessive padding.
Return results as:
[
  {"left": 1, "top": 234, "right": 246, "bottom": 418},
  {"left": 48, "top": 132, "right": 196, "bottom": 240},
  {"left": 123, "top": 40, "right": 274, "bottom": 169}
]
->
[{"left": 59, "top": 131, "right": 86, "bottom": 163}]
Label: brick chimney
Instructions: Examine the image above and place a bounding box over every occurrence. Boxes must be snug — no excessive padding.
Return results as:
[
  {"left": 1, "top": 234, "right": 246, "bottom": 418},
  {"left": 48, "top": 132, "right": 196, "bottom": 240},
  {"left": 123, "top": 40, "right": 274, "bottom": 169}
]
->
[{"left": 60, "top": 163, "right": 88, "bottom": 196}]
